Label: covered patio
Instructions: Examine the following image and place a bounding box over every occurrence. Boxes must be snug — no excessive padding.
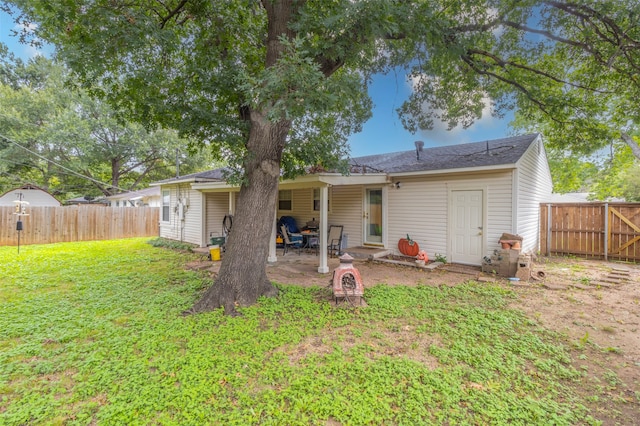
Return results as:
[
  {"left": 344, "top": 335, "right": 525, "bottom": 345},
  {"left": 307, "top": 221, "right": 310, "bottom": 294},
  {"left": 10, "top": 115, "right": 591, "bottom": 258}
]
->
[{"left": 192, "top": 172, "right": 390, "bottom": 274}]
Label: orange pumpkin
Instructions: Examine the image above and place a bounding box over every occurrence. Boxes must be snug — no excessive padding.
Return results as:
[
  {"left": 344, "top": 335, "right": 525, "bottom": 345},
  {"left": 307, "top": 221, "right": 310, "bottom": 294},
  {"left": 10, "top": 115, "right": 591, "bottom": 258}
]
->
[
  {"left": 398, "top": 235, "right": 420, "bottom": 256},
  {"left": 416, "top": 250, "right": 428, "bottom": 261}
]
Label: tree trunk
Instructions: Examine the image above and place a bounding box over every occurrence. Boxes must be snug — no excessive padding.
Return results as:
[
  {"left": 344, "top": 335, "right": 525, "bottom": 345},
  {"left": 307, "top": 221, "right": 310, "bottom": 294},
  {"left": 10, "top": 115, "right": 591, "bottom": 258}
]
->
[
  {"left": 191, "top": 111, "right": 290, "bottom": 315},
  {"left": 621, "top": 132, "right": 640, "bottom": 161},
  {"left": 191, "top": 0, "right": 299, "bottom": 315}
]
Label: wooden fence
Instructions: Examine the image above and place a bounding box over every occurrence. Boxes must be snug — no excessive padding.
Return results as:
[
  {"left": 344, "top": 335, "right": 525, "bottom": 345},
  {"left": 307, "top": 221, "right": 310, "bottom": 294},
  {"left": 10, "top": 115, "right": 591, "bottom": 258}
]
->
[
  {"left": 540, "top": 203, "right": 640, "bottom": 262},
  {"left": 0, "top": 205, "right": 159, "bottom": 246}
]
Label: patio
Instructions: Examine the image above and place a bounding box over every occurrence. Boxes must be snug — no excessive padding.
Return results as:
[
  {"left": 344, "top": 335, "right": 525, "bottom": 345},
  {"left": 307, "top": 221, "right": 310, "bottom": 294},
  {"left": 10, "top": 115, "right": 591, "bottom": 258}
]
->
[{"left": 191, "top": 245, "right": 481, "bottom": 289}]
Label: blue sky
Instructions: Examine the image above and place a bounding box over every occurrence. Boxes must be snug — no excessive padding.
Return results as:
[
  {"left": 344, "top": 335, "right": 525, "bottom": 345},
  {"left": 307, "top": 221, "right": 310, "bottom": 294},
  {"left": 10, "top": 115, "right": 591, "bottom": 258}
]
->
[{"left": 1, "top": 9, "right": 513, "bottom": 158}]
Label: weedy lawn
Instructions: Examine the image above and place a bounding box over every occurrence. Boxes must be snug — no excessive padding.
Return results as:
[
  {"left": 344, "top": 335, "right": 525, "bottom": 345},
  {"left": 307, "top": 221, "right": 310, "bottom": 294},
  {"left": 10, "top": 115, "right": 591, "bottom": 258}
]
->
[{"left": 1, "top": 239, "right": 601, "bottom": 425}]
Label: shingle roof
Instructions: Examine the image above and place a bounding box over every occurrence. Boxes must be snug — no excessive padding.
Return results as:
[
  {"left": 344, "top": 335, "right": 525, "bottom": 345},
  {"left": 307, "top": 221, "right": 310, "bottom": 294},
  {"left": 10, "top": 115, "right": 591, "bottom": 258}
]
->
[
  {"left": 154, "top": 134, "right": 540, "bottom": 184},
  {"left": 105, "top": 186, "right": 160, "bottom": 200},
  {"left": 152, "top": 168, "right": 229, "bottom": 184},
  {"left": 349, "top": 133, "right": 540, "bottom": 173}
]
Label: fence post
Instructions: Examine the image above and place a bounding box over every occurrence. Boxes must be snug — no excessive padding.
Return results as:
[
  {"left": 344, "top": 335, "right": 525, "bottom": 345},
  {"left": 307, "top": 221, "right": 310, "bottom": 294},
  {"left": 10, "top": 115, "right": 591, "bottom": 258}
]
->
[
  {"left": 603, "top": 203, "right": 608, "bottom": 261},
  {"left": 546, "top": 203, "right": 552, "bottom": 257}
]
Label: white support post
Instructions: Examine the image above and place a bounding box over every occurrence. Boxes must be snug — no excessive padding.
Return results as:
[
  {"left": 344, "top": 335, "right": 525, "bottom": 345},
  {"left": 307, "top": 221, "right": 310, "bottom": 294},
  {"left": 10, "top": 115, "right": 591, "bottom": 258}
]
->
[
  {"left": 228, "top": 191, "right": 236, "bottom": 215},
  {"left": 268, "top": 206, "right": 278, "bottom": 263},
  {"left": 318, "top": 186, "right": 329, "bottom": 273},
  {"left": 200, "top": 192, "right": 207, "bottom": 247}
]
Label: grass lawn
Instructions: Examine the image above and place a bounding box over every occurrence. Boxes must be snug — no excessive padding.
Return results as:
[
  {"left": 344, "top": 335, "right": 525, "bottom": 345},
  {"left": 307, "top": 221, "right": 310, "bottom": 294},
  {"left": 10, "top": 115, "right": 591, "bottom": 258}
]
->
[{"left": 1, "top": 238, "right": 600, "bottom": 425}]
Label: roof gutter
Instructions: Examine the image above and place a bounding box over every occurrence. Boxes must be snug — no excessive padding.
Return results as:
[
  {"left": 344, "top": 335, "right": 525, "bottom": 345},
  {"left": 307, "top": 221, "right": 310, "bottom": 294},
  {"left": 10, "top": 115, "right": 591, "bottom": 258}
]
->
[
  {"left": 149, "top": 178, "right": 220, "bottom": 187},
  {"left": 388, "top": 163, "right": 517, "bottom": 178}
]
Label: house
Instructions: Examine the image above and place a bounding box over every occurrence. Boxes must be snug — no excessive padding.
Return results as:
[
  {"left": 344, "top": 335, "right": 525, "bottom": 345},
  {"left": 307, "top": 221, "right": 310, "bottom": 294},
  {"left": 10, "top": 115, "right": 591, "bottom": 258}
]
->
[
  {"left": 0, "top": 184, "right": 62, "bottom": 207},
  {"left": 151, "top": 133, "right": 552, "bottom": 273},
  {"left": 105, "top": 187, "right": 161, "bottom": 208},
  {"left": 64, "top": 196, "right": 108, "bottom": 206}
]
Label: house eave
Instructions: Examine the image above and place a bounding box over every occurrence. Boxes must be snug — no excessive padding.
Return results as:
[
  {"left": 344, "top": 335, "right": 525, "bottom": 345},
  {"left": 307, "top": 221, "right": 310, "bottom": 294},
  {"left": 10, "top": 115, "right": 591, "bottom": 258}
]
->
[
  {"left": 151, "top": 178, "right": 221, "bottom": 187},
  {"left": 388, "top": 163, "right": 517, "bottom": 178},
  {"left": 191, "top": 173, "right": 389, "bottom": 191}
]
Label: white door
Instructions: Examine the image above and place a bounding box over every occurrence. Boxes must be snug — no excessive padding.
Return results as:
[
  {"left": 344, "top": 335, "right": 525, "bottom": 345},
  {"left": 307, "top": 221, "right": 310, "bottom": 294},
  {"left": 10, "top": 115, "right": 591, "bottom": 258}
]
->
[{"left": 450, "top": 190, "right": 484, "bottom": 265}]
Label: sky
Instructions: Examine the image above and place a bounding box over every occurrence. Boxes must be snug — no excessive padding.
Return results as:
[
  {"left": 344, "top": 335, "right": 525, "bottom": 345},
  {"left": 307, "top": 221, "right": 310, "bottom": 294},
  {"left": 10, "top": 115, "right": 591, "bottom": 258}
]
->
[{"left": 1, "top": 9, "right": 513, "bottom": 158}]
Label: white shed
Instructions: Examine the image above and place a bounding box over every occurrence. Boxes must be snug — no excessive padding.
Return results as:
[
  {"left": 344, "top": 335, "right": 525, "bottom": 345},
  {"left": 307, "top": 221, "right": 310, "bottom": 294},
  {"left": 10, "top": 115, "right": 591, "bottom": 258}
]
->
[{"left": 0, "top": 184, "right": 62, "bottom": 207}]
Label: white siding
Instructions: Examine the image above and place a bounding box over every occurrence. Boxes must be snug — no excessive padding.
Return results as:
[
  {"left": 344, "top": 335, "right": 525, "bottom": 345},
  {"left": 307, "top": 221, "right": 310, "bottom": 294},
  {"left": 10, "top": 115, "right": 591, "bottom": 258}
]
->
[
  {"left": 158, "top": 184, "right": 203, "bottom": 246},
  {"left": 205, "top": 193, "right": 229, "bottom": 242},
  {"left": 277, "top": 188, "right": 313, "bottom": 231},
  {"left": 387, "top": 171, "right": 514, "bottom": 264},
  {"left": 387, "top": 177, "right": 448, "bottom": 259},
  {"left": 0, "top": 188, "right": 61, "bottom": 207},
  {"left": 328, "top": 186, "right": 363, "bottom": 247},
  {"left": 276, "top": 186, "right": 363, "bottom": 246},
  {"left": 515, "top": 137, "right": 553, "bottom": 253}
]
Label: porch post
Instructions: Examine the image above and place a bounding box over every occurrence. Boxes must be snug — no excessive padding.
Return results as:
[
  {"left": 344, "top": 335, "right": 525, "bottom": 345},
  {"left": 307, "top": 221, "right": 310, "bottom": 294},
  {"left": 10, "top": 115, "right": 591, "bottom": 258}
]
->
[
  {"left": 228, "top": 191, "right": 236, "bottom": 215},
  {"left": 318, "top": 185, "right": 329, "bottom": 273},
  {"left": 200, "top": 192, "right": 207, "bottom": 247},
  {"left": 268, "top": 206, "right": 278, "bottom": 263}
]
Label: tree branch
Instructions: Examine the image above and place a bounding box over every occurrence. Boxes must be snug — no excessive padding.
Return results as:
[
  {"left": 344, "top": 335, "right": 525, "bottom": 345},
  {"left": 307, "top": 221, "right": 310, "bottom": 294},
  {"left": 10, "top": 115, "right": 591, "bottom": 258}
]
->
[
  {"left": 159, "top": 0, "right": 190, "bottom": 29},
  {"left": 621, "top": 132, "right": 640, "bottom": 161},
  {"left": 459, "top": 53, "right": 561, "bottom": 123},
  {"left": 466, "top": 48, "right": 612, "bottom": 94}
]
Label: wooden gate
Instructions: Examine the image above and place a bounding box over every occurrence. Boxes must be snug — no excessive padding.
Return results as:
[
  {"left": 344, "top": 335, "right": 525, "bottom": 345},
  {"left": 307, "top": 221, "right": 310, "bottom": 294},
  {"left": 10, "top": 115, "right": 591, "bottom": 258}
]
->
[{"left": 540, "top": 203, "right": 640, "bottom": 262}]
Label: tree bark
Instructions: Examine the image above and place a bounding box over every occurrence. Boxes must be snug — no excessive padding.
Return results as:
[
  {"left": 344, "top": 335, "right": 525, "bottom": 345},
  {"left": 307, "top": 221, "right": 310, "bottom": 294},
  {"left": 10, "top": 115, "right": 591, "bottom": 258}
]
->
[
  {"left": 191, "top": 0, "right": 299, "bottom": 315},
  {"left": 191, "top": 110, "right": 290, "bottom": 315},
  {"left": 621, "top": 132, "right": 640, "bottom": 161}
]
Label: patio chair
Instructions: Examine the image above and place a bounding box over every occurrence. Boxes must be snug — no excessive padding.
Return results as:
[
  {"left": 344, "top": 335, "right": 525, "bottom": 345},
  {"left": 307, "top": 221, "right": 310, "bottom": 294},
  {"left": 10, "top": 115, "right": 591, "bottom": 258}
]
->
[
  {"left": 281, "top": 225, "right": 302, "bottom": 256},
  {"left": 327, "top": 225, "right": 343, "bottom": 258}
]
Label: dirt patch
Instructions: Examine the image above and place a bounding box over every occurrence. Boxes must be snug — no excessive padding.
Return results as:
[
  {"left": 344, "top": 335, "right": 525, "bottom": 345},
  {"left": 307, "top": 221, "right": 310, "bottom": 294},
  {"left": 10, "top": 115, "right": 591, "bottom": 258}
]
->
[{"left": 186, "top": 255, "right": 640, "bottom": 424}]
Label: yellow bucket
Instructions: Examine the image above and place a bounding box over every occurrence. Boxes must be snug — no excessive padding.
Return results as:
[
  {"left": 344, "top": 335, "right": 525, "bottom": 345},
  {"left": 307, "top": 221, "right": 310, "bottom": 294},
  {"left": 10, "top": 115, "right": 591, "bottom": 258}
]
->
[{"left": 209, "top": 245, "right": 221, "bottom": 261}]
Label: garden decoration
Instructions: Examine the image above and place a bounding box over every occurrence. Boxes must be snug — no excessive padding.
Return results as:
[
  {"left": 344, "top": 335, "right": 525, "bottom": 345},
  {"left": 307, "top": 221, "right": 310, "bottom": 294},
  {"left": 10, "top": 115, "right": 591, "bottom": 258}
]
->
[
  {"left": 331, "top": 253, "right": 364, "bottom": 306},
  {"left": 398, "top": 234, "right": 420, "bottom": 256},
  {"left": 416, "top": 250, "right": 428, "bottom": 262},
  {"left": 13, "top": 192, "right": 29, "bottom": 254}
]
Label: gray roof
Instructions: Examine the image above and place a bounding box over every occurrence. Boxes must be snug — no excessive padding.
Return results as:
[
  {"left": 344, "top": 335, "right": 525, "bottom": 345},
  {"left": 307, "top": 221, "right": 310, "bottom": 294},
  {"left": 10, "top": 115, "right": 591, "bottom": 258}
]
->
[
  {"left": 152, "top": 168, "right": 229, "bottom": 185},
  {"left": 154, "top": 134, "right": 540, "bottom": 185},
  {"left": 105, "top": 186, "right": 160, "bottom": 200},
  {"left": 349, "top": 133, "right": 540, "bottom": 173}
]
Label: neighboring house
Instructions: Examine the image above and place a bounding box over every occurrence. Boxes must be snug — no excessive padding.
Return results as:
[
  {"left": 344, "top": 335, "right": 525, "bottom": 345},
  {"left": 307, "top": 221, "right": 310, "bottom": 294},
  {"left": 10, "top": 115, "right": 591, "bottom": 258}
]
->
[
  {"left": 64, "top": 196, "right": 108, "bottom": 206},
  {"left": 105, "top": 187, "right": 161, "bottom": 208},
  {"left": 0, "top": 184, "right": 62, "bottom": 207},
  {"left": 545, "top": 192, "right": 591, "bottom": 203},
  {"left": 544, "top": 192, "right": 626, "bottom": 203},
  {"left": 151, "top": 133, "right": 552, "bottom": 272}
]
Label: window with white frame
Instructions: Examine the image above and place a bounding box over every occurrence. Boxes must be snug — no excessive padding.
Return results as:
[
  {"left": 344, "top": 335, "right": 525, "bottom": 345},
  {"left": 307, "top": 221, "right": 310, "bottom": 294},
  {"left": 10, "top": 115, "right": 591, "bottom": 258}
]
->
[
  {"left": 162, "top": 190, "right": 170, "bottom": 221},
  {"left": 312, "top": 187, "right": 331, "bottom": 212},
  {"left": 278, "top": 189, "right": 292, "bottom": 211}
]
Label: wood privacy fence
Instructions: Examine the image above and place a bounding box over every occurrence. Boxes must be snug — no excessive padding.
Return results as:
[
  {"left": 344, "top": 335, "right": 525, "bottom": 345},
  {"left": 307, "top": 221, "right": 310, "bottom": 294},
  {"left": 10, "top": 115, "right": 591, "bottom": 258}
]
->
[
  {"left": 540, "top": 203, "right": 640, "bottom": 262},
  {"left": 0, "top": 205, "right": 159, "bottom": 246}
]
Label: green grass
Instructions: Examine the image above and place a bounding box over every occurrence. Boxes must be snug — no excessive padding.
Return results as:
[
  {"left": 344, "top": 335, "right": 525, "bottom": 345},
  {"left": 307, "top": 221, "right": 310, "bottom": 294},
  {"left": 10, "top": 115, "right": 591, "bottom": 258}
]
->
[{"left": 0, "top": 239, "right": 600, "bottom": 425}]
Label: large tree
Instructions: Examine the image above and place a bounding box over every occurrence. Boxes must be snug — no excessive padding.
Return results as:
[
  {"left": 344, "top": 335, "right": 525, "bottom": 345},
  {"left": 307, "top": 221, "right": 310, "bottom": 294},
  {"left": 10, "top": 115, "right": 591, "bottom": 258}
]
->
[
  {"left": 0, "top": 54, "right": 212, "bottom": 199},
  {"left": 5, "top": 0, "right": 639, "bottom": 314}
]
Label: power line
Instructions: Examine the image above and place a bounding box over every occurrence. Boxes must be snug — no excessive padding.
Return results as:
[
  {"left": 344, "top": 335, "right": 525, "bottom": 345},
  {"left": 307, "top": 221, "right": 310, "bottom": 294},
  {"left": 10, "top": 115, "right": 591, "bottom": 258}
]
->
[{"left": 0, "top": 132, "right": 132, "bottom": 193}]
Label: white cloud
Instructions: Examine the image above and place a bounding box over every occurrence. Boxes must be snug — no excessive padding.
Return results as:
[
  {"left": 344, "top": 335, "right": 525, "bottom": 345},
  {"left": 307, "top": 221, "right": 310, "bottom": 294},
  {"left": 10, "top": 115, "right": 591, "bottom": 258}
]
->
[
  {"left": 406, "top": 75, "right": 504, "bottom": 146},
  {"left": 13, "top": 22, "right": 45, "bottom": 58}
]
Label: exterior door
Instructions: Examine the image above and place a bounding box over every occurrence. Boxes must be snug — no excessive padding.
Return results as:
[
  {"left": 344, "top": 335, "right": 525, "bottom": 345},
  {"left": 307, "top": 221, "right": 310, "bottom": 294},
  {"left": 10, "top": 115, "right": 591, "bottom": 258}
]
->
[
  {"left": 451, "top": 190, "right": 484, "bottom": 265},
  {"left": 364, "top": 188, "right": 383, "bottom": 245}
]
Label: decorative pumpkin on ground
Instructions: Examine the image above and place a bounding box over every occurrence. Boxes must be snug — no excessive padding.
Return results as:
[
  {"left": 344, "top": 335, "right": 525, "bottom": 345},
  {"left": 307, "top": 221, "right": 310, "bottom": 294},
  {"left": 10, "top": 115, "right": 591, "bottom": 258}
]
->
[
  {"left": 416, "top": 250, "right": 428, "bottom": 262},
  {"left": 398, "top": 234, "right": 420, "bottom": 256}
]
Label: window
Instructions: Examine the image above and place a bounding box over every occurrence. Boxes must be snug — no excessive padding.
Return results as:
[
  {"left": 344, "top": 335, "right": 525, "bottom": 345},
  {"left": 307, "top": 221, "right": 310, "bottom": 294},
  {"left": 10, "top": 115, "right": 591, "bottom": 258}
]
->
[
  {"left": 278, "top": 190, "right": 292, "bottom": 211},
  {"left": 312, "top": 187, "right": 331, "bottom": 211},
  {"left": 162, "top": 190, "right": 170, "bottom": 221}
]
